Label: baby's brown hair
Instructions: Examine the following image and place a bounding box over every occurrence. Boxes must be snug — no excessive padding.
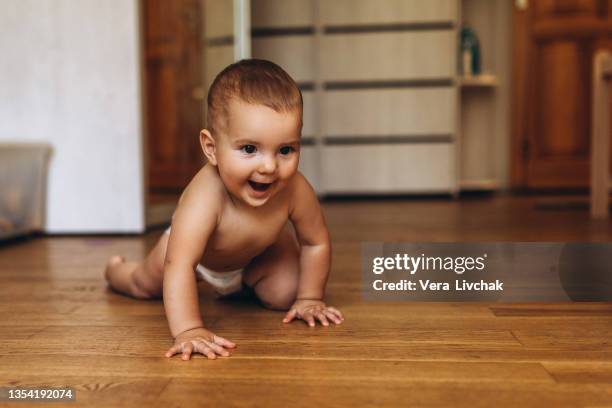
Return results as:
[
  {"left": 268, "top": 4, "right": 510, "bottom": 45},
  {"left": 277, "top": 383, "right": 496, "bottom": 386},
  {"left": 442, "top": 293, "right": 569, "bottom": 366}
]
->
[{"left": 207, "top": 59, "right": 303, "bottom": 135}]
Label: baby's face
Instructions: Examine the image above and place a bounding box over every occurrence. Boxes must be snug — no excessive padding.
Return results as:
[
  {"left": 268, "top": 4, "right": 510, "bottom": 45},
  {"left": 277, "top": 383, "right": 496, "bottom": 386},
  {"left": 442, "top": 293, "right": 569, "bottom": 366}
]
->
[{"left": 214, "top": 99, "right": 301, "bottom": 207}]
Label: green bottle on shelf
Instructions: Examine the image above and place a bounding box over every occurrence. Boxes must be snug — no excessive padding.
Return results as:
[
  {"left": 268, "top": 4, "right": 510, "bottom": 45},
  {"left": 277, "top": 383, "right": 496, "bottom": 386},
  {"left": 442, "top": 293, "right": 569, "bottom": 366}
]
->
[{"left": 460, "top": 26, "right": 481, "bottom": 76}]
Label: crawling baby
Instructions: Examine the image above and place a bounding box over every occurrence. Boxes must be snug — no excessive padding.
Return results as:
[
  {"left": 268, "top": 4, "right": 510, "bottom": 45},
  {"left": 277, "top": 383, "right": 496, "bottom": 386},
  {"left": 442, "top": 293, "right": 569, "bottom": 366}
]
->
[{"left": 104, "top": 59, "right": 343, "bottom": 360}]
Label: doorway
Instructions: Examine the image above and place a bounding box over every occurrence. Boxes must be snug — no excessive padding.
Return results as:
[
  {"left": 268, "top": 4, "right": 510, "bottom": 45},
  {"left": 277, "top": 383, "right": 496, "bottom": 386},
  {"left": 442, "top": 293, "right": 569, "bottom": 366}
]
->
[
  {"left": 142, "top": 0, "right": 248, "bottom": 227},
  {"left": 143, "top": 0, "right": 205, "bottom": 226}
]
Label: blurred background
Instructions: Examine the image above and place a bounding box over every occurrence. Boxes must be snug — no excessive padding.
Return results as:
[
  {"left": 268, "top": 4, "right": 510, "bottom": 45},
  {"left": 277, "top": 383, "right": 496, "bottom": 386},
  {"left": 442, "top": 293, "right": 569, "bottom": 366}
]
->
[{"left": 0, "top": 0, "right": 609, "bottom": 235}]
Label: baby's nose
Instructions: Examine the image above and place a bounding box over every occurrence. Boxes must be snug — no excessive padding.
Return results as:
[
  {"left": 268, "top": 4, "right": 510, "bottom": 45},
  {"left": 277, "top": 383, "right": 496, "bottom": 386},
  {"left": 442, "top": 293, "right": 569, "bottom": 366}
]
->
[{"left": 259, "top": 155, "right": 277, "bottom": 173}]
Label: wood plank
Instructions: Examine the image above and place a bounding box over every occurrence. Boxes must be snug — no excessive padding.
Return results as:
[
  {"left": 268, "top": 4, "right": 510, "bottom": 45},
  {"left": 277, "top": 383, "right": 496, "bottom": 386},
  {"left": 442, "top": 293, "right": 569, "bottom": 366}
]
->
[
  {"left": 157, "top": 381, "right": 612, "bottom": 408},
  {"left": 0, "top": 355, "right": 554, "bottom": 384},
  {"left": 491, "top": 304, "right": 612, "bottom": 317},
  {"left": 512, "top": 329, "right": 612, "bottom": 350},
  {"left": 0, "top": 376, "right": 168, "bottom": 407},
  {"left": 0, "top": 326, "right": 519, "bottom": 356},
  {"left": 2, "top": 376, "right": 610, "bottom": 408},
  {"left": 544, "top": 362, "right": 612, "bottom": 384}
]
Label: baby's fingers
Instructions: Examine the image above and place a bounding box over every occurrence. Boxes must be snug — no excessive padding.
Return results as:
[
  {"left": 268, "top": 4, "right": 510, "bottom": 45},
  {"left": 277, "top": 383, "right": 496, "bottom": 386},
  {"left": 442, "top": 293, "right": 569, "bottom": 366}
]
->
[
  {"left": 303, "top": 312, "right": 316, "bottom": 327},
  {"left": 181, "top": 342, "right": 194, "bottom": 360},
  {"left": 282, "top": 308, "right": 298, "bottom": 323},
  {"left": 165, "top": 344, "right": 182, "bottom": 358},
  {"left": 324, "top": 309, "right": 342, "bottom": 324},
  {"left": 204, "top": 340, "right": 230, "bottom": 357},
  {"left": 213, "top": 334, "right": 236, "bottom": 349},
  {"left": 195, "top": 342, "right": 217, "bottom": 359},
  {"left": 327, "top": 307, "right": 344, "bottom": 321},
  {"left": 315, "top": 311, "right": 329, "bottom": 326}
]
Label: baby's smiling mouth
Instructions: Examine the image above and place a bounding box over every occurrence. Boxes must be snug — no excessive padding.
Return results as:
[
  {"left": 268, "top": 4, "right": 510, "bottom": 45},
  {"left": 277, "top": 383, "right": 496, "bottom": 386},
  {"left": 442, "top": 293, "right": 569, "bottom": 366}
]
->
[{"left": 248, "top": 180, "right": 273, "bottom": 192}]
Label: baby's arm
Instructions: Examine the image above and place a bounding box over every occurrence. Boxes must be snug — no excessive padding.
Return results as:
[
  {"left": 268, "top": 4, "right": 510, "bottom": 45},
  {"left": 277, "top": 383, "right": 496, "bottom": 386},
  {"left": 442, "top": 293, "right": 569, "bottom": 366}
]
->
[
  {"left": 163, "top": 179, "right": 235, "bottom": 360},
  {"left": 284, "top": 173, "right": 344, "bottom": 326}
]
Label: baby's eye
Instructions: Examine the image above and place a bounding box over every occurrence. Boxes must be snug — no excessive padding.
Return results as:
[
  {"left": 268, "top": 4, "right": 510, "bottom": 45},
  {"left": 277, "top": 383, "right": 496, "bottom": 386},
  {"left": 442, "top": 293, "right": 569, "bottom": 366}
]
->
[
  {"left": 279, "top": 146, "right": 295, "bottom": 155},
  {"left": 241, "top": 145, "right": 256, "bottom": 154}
]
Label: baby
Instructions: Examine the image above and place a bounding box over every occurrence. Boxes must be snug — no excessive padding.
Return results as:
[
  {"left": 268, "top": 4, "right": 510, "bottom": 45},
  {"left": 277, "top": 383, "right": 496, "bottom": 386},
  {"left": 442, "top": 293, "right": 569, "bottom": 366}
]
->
[{"left": 104, "top": 59, "right": 343, "bottom": 361}]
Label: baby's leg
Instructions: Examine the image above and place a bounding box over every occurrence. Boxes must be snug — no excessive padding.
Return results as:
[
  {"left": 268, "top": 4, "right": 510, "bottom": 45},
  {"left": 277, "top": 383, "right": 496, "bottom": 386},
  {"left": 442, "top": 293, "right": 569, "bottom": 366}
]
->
[
  {"left": 242, "top": 226, "right": 300, "bottom": 310},
  {"left": 104, "top": 230, "right": 169, "bottom": 299}
]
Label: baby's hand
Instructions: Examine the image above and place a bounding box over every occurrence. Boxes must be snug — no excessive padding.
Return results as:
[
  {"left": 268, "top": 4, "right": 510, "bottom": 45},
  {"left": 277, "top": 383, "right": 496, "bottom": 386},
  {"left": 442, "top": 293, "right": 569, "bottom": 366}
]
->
[
  {"left": 165, "top": 327, "right": 236, "bottom": 360},
  {"left": 283, "top": 299, "right": 344, "bottom": 327}
]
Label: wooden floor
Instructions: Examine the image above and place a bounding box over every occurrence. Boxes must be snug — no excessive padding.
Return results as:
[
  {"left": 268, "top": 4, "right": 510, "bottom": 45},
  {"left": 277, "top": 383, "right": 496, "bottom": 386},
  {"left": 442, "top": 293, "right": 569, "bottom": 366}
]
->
[{"left": 2, "top": 194, "right": 612, "bottom": 407}]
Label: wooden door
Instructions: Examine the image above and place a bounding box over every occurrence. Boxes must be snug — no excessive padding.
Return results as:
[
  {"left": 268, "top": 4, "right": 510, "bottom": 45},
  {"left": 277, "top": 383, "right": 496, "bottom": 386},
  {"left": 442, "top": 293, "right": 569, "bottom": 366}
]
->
[
  {"left": 144, "top": 0, "right": 204, "bottom": 192},
  {"left": 512, "top": 0, "right": 612, "bottom": 189}
]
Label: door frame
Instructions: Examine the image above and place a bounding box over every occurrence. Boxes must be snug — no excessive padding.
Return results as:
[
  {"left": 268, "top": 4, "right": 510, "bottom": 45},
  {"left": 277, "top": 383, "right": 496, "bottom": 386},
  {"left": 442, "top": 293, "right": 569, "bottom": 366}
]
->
[{"left": 510, "top": 2, "right": 530, "bottom": 189}]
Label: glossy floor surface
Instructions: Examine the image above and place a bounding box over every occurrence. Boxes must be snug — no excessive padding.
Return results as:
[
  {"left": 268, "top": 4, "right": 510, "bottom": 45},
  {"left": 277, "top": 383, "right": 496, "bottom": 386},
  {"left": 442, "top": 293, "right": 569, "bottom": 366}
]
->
[{"left": 1, "top": 194, "right": 612, "bottom": 407}]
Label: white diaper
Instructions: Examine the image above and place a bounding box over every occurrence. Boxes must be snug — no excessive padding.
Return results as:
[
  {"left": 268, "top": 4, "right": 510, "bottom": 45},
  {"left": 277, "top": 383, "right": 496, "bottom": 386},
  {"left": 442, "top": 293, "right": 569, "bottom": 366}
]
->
[
  {"left": 195, "top": 264, "right": 243, "bottom": 296},
  {"left": 165, "top": 227, "right": 243, "bottom": 296}
]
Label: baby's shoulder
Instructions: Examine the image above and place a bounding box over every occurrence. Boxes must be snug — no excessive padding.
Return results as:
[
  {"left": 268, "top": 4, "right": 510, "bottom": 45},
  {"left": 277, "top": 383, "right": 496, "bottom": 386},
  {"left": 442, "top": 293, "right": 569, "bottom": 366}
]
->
[
  {"left": 287, "top": 170, "right": 314, "bottom": 196},
  {"left": 286, "top": 170, "right": 317, "bottom": 205},
  {"left": 177, "top": 164, "right": 225, "bottom": 210}
]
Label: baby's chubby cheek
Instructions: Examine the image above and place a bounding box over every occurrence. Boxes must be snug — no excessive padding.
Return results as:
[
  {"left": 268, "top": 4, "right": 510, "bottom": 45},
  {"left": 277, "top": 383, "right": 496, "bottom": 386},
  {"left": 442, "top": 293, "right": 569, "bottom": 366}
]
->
[{"left": 278, "top": 168, "right": 298, "bottom": 186}]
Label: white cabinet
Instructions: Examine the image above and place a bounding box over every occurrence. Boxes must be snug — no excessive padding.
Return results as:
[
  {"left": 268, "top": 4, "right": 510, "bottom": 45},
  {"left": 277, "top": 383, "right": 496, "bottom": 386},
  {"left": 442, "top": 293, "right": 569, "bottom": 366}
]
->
[
  {"left": 249, "top": 0, "right": 510, "bottom": 194},
  {"left": 323, "top": 144, "right": 455, "bottom": 193}
]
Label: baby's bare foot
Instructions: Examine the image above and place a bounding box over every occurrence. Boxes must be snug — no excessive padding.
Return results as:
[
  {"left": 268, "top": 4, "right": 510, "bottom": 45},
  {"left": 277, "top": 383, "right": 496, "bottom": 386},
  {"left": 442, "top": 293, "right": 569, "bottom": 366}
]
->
[
  {"left": 104, "top": 255, "right": 156, "bottom": 299},
  {"left": 104, "top": 255, "right": 125, "bottom": 282},
  {"left": 104, "top": 255, "right": 139, "bottom": 297}
]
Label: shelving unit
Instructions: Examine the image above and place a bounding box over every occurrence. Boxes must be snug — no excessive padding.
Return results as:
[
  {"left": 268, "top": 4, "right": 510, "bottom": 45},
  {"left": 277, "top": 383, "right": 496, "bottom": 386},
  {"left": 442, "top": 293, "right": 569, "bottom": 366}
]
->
[
  {"left": 459, "top": 74, "right": 499, "bottom": 87},
  {"left": 205, "top": 0, "right": 512, "bottom": 195},
  {"left": 250, "top": 0, "right": 460, "bottom": 195},
  {"left": 458, "top": 0, "right": 511, "bottom": 191}
]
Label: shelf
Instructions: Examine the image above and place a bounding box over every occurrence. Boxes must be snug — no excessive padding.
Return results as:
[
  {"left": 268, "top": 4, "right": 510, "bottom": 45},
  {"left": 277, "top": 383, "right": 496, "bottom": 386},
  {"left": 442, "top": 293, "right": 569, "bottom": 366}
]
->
[
  {"left": 459, "top": 74, "right": 499, "bottom": 88},
  {"left": 459, "top": 179, "right": 499, "bottom": 191}
]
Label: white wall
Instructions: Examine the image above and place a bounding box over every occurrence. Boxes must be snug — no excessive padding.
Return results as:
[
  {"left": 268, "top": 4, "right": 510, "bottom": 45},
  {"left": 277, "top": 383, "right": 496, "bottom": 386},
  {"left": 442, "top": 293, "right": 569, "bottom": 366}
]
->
[{"left": 0, "top": 0, "right": 145, "bottom": 233}]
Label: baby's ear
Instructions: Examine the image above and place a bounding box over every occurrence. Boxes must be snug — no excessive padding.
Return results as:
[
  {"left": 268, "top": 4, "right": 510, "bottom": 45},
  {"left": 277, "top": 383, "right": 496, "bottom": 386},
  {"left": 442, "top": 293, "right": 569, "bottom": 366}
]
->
[{"left": 199, "top": 129, "right": 217, "bottom": 166}]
